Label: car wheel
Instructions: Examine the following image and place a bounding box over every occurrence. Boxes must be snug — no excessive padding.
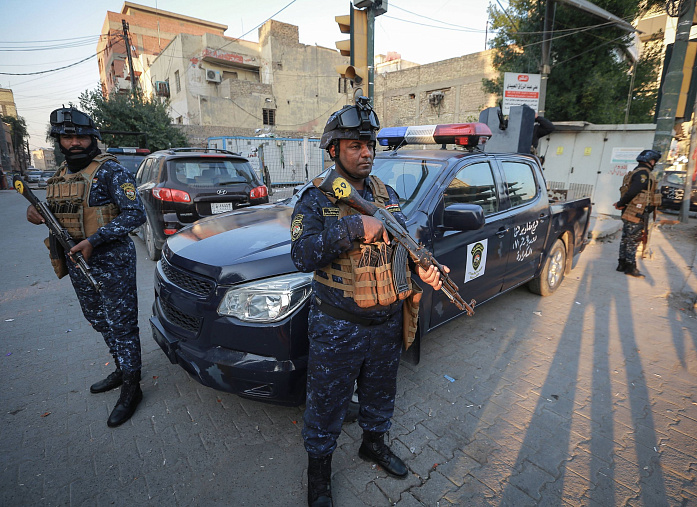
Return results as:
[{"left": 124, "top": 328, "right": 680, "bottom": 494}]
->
[
  {"left": 145, "top": 218, "right": 162, "bottom": 261},
  {"left": 528, "top": 238, "right": 566, "bottom": 296}
]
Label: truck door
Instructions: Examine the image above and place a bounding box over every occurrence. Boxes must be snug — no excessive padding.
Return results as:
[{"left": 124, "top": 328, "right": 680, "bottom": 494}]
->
[
  {"left": 430, "top": 160, "right": 511, "bottom": 329},
  {"left": 499, "top": 158, "right": 551, "bottom": 291}
]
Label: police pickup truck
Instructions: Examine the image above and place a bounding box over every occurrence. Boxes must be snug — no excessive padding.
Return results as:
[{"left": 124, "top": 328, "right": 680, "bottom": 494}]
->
[{"left": 150, "top": 118, "right": 591, "bottom": 406}]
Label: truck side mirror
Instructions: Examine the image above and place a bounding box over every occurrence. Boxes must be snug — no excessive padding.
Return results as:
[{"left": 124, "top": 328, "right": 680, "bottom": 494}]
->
[{"left": 442, "top": 203, "right": 485, "bottom": 231}]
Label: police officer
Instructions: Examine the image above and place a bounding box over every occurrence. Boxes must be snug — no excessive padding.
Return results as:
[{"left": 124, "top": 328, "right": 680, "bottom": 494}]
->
[
  {"left": 291, "top": 99, "right": 446, "bottom": 507},
  {"left": 614, "top": 149, "right": 661, "bottom": 277},
  {"left": 25, "top": 107, "right": 146, "bottom": 427}
]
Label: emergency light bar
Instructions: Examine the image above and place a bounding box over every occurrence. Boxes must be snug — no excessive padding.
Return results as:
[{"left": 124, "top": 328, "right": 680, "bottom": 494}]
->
[
  {"left": 377, "top": 123, "right": 492, "bottom": 149},
  {"left": 106, "top": 147, "right": 151, "bottom": 155}
]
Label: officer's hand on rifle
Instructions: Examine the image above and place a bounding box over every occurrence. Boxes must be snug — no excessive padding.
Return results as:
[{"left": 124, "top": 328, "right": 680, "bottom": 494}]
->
[
  {"left": 26, "top": 205, "right": 44, "bottom": 225},
  {"left": 417, "top": 264, "right": 449, "bottom": 291},
  {"left": 613, "top": 202, "right": 624, "bottom": 210},
  {"left": 70, "top": 239, "right": 94, "bottom": 263},
  {"left": 360, "top": 216, "right": 390, "bottom": 244}
]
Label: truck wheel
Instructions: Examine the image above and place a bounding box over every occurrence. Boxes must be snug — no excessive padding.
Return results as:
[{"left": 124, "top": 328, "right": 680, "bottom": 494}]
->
[
  {"left": 528, "top": 239, "right": 565, "bottom": 296},
  {"left": 145, "top": 218, "right": 162, "bottom": 261}
]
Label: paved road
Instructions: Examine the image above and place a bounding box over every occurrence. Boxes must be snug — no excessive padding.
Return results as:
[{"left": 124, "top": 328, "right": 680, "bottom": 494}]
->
[{"left": 2, "top": 188, "right": 697, "bottom": 506}]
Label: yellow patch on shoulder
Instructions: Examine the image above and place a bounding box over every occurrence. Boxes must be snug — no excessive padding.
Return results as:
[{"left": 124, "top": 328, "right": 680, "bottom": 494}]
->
[
  {"left": 121, "top": 182, "right": 137, "bottom": 201},
  {"left": 291, "top": 214, "right": 304, "bottom": 241}
]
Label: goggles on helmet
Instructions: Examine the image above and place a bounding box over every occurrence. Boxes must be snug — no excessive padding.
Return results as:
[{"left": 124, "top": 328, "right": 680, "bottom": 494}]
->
[
  {"left": 327, "top": 97, "right": 380, "bottom": 136},
  {"left": 50, "top": 108, "right": 94, "bottom": 130}
]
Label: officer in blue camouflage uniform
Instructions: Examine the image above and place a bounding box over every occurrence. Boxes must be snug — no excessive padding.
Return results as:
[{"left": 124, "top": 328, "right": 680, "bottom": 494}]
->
[
  {"left": 614, "top": 149, "right": 661, "bottom": 278},
  {"left": 26, "top": 107, "right": 146, "bottom": 427},
  {"left": 291, "top": 99, "right": 445, "bottom": 507}
]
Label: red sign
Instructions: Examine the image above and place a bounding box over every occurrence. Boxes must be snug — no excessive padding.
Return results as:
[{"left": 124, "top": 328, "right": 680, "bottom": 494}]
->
[
  {"left": 505, "top": 91, "right": 539, "bottom": 99},
  {"left": 518, "top": 75, "right": 529, "bottom": 82}
]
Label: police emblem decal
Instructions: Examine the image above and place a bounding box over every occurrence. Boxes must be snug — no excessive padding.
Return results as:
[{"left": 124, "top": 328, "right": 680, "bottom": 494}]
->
[
  {"left": 121, "top": 182, "right": 137, "bottom": 200},
  {"left": 291, "top": 214, "right": 304, "bottom": 241},
  {"left": 640, "top": 175, "right": 647, "bottom": 184},
  {"left": 471, "top": 242, "right": 484, "bottom": 270}
]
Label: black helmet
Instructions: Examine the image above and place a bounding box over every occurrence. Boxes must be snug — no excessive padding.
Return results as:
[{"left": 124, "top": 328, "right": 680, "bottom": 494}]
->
[
  {"left": 319, "top": 96, "right": 380, "bottom": 152},
  {"left": 636, "top": 149, "right": 661, "bottom": 164},
  {"left": 49, "top": 107, "right": 101, "bottom": 140}
]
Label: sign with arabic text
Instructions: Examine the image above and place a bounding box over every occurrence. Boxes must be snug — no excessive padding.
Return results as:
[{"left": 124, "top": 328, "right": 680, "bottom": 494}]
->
[{"left": 502, "top": 73, "right": 541, "bottom": 114}]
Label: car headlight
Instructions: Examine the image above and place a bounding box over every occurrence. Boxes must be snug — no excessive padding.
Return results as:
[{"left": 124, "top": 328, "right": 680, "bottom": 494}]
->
[{"left": 217, "top": 272, "right": 313, "bottom": 322}]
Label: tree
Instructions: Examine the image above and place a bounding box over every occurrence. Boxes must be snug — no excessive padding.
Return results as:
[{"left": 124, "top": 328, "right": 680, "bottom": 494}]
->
[
  {"left": 1, "top": 114, "right": 30, "bottom": 170},
  {"left": 45, "top": 123, "right": 65, "bottom": 167},
  {"left": 484, "top": 0, "right": 664, "bottom": 124},
  {"left": 78, "top": 88, "right": 187, "bottom": 151}
]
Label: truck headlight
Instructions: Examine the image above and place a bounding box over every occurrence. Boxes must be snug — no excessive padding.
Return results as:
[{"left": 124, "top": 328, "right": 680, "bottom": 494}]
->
[{"left": 217, "top": 272, "right": 313, "bottom": 322}]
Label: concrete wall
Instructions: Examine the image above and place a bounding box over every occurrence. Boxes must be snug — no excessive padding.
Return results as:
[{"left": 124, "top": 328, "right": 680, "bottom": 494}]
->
[{"left": 374, "top": 50, "right": 498, "bottom": 127}]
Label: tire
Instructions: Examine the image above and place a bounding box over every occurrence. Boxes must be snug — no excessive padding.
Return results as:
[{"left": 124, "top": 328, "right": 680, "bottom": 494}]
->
[
  {"left": 528, "top": 238, "right": 566, "bottom": 296},
  {"left": 144, "top": 218, "right": 162, "bottom": 261}
]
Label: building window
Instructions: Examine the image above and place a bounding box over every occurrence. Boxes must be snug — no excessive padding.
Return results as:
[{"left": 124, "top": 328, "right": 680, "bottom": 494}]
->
[
  {"left": 263, "top": 108, "right": 276, "bottom": 126},
  {"left": 177, "top": 116, "right": 183, "bottom": 124},
  {"left": 174, "top": 70, "right": 181, "bottom": 93}
]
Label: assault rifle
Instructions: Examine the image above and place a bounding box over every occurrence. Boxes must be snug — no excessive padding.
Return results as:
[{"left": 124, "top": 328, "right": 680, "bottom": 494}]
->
[
  {"left": 318, "top": 170, "right": 475, "bottom": 316},
  {"left": 640, "top": 210, "right": 655, "bottom": 260},
  {"left": 13, "top": 175, "right": 101, "bottom": 293}
]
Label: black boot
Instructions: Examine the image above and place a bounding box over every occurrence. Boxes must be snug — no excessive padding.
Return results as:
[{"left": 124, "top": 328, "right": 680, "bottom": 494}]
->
[
  {"left": 307, "top": 455, "right": 332, "bottom": 507},
  {"left": 624, "top": 263, "right": 645, "bottom": 278},
  {"left": 358, "top": 431, "right": 408, "bottom": 478},
  {"left": 616, "top": 259, "right": 626, "bottom": 272},
  {"left": 90, "top": 359, "right": 122, "bottom": 394},
  {"left": 107, "top": 370, "right": 143, "bottom": 427}
]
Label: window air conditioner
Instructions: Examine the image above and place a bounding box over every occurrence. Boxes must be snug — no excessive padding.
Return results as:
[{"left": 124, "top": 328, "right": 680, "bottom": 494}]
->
[{"left": 206, "top": 69, "right": 222, "bottom": 83}]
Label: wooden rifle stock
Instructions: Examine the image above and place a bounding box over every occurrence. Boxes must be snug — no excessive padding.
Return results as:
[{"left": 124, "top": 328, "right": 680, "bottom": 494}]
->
[{"left": 318, "top": 169, "right": 475, "bottom": 315}]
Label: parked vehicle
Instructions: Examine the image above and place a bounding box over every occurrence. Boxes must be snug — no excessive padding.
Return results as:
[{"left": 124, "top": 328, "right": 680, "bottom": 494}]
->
[
  {"left": 135, "top": 148, "right": 268, "bottom": 261},
  {"left": 37, "top": 170, "right": 54, "bottom": 189},
  {"left": 106, "top": 147, "right": 150, "bottom": 175},
  {"left": 149, "top": 123, "right": 592, "bottom": 406},
  {"left": 24, "top": 169, "right": 43, "bottom": 187},
  {"left": 658, "top": 170, "right": 697, "bottom": 212}
]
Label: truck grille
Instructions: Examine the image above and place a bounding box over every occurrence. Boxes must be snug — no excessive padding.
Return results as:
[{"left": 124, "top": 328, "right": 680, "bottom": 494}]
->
[
  {"left": 161, "top": 258, "right": 215, "bottom": 297},
  {"left": 159, "top": 298, "right": 202, "bottom": 333}
]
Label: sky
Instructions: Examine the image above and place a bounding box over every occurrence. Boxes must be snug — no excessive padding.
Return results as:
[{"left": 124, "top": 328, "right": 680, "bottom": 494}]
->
[{"left": 0, "top": 0, "right": 493, "bottom": 152}]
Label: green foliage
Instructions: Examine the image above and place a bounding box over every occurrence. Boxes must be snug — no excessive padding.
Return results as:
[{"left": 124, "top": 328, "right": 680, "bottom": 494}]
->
[
  {"left": 44, "top": 123, "right": 65, "bottom": 166},
  {"left": 484, "top": 0, "right": 664, "bottom": 123},
  {"left": 78, "top": 88, "right": 187, "bottom": 151},
  {"left": 2, "top": 114, "right": 29, "bottom": 146}
]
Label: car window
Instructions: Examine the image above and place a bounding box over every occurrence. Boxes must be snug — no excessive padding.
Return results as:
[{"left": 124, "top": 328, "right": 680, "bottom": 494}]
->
[
  {"left": 664, "top": 172, "right": 686, "bottom": 185},
  {"left": 371, "top": 158, "right": 445, "bottom": 217},
  {"left": 117, "top": 155, "right": 144, "bottom": 174},
  {"left": 170, "top": 158, "right": 256, "bottom": 187},
  {"left": 136, "top": 158, "right": 150, "bottom": 184},
  {"left": 443, "top": 161, "right": 499, "bottom": 215},
  {"left": 501, "top": 160, "right": 537, "bottom": 207}
]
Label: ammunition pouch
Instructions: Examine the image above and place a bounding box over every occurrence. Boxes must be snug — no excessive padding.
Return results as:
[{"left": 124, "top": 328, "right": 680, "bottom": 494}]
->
[
  {"left": 44, "top": 234, "right": 68, "bottom": 279},
  {"left": 402, "top": 281, "right": 423, "bottom": 350}
]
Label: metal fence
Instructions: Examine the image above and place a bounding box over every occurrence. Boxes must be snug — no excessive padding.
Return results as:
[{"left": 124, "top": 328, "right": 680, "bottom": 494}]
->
[{"left": 208, "top": 136, "right": 330, "bottom": 194}]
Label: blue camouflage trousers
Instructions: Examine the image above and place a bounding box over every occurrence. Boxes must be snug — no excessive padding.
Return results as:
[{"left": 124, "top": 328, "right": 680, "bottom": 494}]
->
[
  {"left": 66, "top": 238, "right": 141, "bottom": 373},
  {"left": 618, "top": 219, "right": 644, "bottom": 264},
  {"left": 303, "top": 304, "right": 403, "bottom": 457}
]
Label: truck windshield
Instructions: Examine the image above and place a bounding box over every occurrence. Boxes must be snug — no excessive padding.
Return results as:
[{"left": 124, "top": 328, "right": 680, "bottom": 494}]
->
[{"left": 371, "top": 158, "right": 445, "bottom": 217}]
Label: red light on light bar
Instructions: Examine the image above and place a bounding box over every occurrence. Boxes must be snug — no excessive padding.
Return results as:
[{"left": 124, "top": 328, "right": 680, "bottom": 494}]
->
[{"left": 434, "top": 123, "right": 492, "bottom": 146}]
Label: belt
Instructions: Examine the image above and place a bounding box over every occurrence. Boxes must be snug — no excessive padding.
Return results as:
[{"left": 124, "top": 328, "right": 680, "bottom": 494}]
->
[{"left": 314, "top": 296, "right": 392, "bottom": 327}]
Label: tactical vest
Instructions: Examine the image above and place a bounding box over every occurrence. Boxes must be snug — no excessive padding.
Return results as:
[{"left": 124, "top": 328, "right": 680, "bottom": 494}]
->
[
  {"left": 619, "top": 166, "right": 660, "bottom": 224},
  {"left": 312, "top": 175, "right": 413, "bottom": 308},
  {"left": 46, "top": 154, "right": 120, "bottom": 240}
]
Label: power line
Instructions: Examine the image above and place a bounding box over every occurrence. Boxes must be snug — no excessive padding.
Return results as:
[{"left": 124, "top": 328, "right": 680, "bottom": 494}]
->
[{"left": 0, "top": 40, "right": 117, "bottom": 76}]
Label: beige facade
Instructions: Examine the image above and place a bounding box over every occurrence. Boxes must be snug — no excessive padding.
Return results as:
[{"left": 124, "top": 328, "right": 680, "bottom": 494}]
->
[
  {"left": 32, "top": 149, "right": 57, "bottom": 172},
  {"left": 0, "top": 88, "right": 18, "bottom": 118},
  {"left": 374, "top": 50, "right": 498, "bottom": 127},
  {"left": 142, "top": 20, "right": 352, "bottom": 137},
  {"left": 97, "top": 2, "right": 227, "bottom": 96}
]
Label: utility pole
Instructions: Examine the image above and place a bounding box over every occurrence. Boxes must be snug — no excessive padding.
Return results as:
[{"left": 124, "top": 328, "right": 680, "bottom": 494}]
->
[
  {"left": 538, "top": 0, "right": 554, "bottom": 116},
  {"left": 682, "top": 94, "right": 697, "bottom": 222},
  {"left": 652, "top": 0, "right": 696, "bottom": 175},
  {"left": 122, "top": 20, "right": 138, "bottom": 98}
]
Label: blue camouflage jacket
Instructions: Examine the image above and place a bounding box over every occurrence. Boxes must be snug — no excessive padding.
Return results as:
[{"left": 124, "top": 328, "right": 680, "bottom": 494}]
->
[{"left": 290, "top": 180, "right": 408, "bottom": 319}]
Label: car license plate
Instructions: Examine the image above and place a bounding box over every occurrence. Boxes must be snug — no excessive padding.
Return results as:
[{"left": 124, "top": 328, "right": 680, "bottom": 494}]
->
[{"left": 211, "top": 202, "right": 233, "bottom": 214}]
